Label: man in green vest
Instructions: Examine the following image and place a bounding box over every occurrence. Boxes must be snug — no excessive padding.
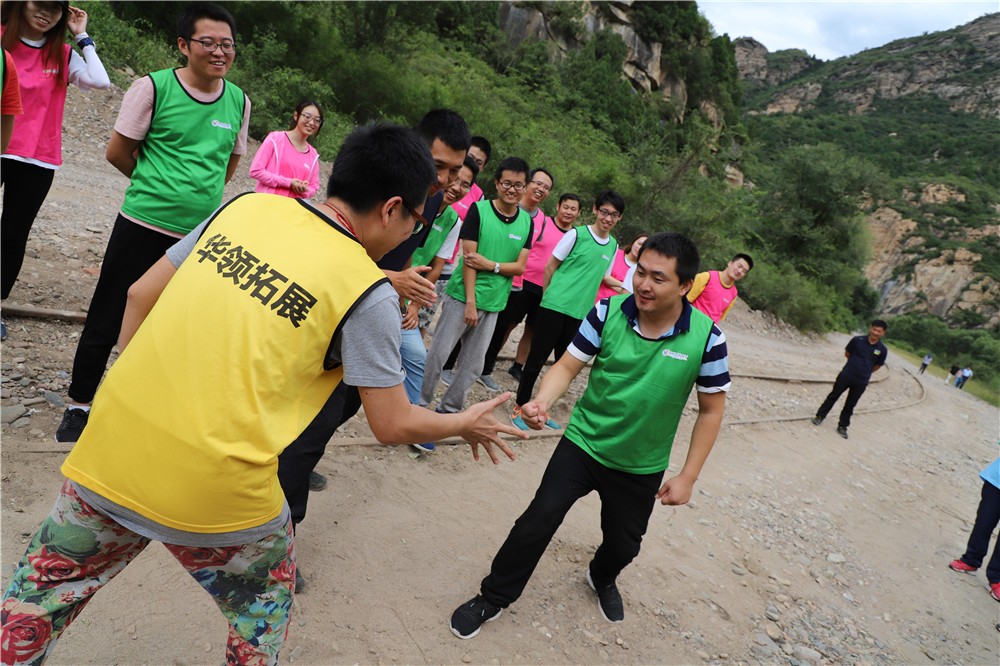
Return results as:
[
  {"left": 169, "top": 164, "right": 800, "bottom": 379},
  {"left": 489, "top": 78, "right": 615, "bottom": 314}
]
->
[
  {"left": 420, "top": 156, "right": 533, "bottom": 415},
  {"left": 56, "top": 2, "right": 251, "bottom": 443},
  {"left": 511, "top": 190, "right": 623, "bottom": 429},
  {"left": 2, "top": 122, "right": 525, "bottom": 664},
  {"left": 450, "top": 232, "right": 731, "bottom": 639}
]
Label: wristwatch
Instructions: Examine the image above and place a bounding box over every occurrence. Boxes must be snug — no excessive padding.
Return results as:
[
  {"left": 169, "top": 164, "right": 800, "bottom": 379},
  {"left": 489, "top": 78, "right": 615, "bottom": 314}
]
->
[{"left": 493, "top": 262, "right": 501, "bottom": 274}]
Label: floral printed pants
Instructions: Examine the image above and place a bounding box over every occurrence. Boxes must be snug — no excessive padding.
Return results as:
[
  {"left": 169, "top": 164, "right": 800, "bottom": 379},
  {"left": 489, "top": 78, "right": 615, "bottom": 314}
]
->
[{"left": 1, "top": 480, "right": 295, "bottom": 666}]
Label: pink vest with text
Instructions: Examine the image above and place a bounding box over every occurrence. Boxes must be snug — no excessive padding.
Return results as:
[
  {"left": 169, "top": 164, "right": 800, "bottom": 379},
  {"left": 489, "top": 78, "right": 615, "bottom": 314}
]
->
[
  {"left": 451, "top": 183, "right": 483, "bottom": 221},
  {"left": 595, "top": 247, "right": 630, "bottom": 302},
  {"left": 5, "top": 36, "right": 69, "bottom": 165},
  {"left": 690, "top": 270, "right": 738, "bottom": 323}
]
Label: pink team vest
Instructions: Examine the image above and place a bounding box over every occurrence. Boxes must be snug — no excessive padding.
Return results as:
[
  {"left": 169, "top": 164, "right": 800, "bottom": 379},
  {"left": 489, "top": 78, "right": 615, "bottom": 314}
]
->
[
  {"left": 690, "top": 270, "right": 738, "bottom": 323},
  {"left": 595, "top": 247, "right": 630, "bottom": 302},
  {"left": 4, "top": 35, "right": 69, "bottom": 165},
  {"left": 515, "top": 208, "right": 563, "bottom": 289},
  {"left": 451, "top": 183, "right": 483, "bottom": 221}
]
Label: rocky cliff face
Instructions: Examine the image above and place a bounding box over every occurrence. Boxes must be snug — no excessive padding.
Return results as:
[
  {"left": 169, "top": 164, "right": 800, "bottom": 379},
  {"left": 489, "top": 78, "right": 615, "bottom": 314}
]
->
[
  {"left": 498, "top": 1, "right": 691, "bottom": 118},
  {"left": 735, "top": 13, "right": 1000, "bottom": 117}
]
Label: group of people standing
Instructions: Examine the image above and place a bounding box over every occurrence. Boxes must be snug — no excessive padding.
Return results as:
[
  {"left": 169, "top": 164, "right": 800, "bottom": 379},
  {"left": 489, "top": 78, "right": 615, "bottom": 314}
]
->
[{"left": 0, "top": 3, "right": 736, "bottom": 662}]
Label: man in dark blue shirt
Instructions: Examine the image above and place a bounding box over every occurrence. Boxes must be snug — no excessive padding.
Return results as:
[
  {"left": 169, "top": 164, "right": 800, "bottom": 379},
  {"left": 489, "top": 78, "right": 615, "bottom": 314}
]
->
[{"left": 812, "top": 319, "right": 889, "bottom": 439}]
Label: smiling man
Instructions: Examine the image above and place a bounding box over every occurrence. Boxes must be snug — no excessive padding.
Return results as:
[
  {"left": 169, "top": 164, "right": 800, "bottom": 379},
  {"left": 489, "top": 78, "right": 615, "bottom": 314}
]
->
[
  {"left": 510, "top": 190, "right": 623, "bottom": 430},
  {"left": 450, "top": 232, "right": 730, "bottom": 639},
  {"left": 56, "top": 1, "right": 251, "bottom": 443},
  {"left": 686, "top": 252, "right": 754, "bottom": 323}
]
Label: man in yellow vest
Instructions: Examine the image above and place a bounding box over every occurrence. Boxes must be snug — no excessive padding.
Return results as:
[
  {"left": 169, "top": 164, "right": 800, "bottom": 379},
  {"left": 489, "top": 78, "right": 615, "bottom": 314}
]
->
[{"left": 0, "top": 122, "right": 525, "bottom": 665}]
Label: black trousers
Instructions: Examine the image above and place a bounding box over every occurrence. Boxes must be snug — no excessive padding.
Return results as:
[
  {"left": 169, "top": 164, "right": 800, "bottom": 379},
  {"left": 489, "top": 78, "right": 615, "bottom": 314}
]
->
[
  {"left": 277, "top": 383, "right": 362, "bottom": 525},
  {"left": 960, "top": 480, "right": 1000, "bottom": 584},
  {"left": 68, "top": 215, "right": 178, "bottom": 403},
  {"left": 515, "top": 307, "right": 581, "bottom": 406},
  {"left": 815, "top": 371, "right": 868, "bottom": 429},
  {"left": 480, "top": 437, "right": 663, "bottom": 608},
  {"left": 482, "top": 286, "right": 543, "bottom": 375},
  {"left": 1, "top": 159, "right": 56, "bottom": 299}
]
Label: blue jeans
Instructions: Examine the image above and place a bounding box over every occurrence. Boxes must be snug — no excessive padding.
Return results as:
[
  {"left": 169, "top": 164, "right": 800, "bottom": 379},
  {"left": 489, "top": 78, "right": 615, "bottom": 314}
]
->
[{"left": 400, "top": 327, "right": 427, "bottom": 404}]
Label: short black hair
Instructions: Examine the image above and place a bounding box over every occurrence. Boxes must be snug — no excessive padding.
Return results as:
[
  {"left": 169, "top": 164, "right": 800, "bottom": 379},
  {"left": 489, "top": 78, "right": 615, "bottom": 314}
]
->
[
  {"left": 731, "top": 252, "right": 754, "bottom": 271},
  {"left": 871, "top": 319, "right": 888, "bottom": 330},
  {"left": 463, "top": 155, "right": 480, "bottom": 181},
  {"left": 558, "top": 193, "right": 581, "bottom": 206},
  {"left": 415, "top": 109, "right": 471, "bottom": 152},
  {"left": 595, "top": 190, "right": 626, "bottom": 215},
  {"left": 177, "top": 2, "right": 236, "bottom": 42},
  {"left": 637, "top": 232, "right": 700, "bottom": 284},
  {"left": 493, "top": 157, "right": 530, "bottom": 182},
  {"left": 326, "top": 122, "right": 435, "bottom": 216},
  {"left": 471, "top": 136, "right": 492, "bottom": 162},
  {"left": 529, "top": 168, "right": 554, "bottom": 188}
]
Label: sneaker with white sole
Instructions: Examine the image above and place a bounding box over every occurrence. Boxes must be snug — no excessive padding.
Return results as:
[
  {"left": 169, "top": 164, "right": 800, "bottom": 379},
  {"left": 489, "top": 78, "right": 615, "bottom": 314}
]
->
[
  {"left": 412, "top": 442, "right": 436, "bottom": 453},
  {"left": 543, "top": 417, "right": 561, "bottom": 429},
  {"left": 586, "top": 569, "right": 624, "bottom": 623},
  {"left": 55, "top": 407, "right": 90, "bottom": 443},
  {"left": 478, "top": 374, "right": 501, "bottom": 391},
  {"left": 510, "top": 407, "right": 529, "bottom": 431},
  {"left": 948, "top": 559, "right": 978, "bottom": 574},
  {"left": 450, "top": 595, "right": 502, "bottom": 639}
]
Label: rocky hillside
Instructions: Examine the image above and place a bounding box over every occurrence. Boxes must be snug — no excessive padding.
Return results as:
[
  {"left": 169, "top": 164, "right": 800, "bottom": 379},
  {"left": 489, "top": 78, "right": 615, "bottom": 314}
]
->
[{"left": 733, "top": 13, "right": 1000, "bottom": 329}]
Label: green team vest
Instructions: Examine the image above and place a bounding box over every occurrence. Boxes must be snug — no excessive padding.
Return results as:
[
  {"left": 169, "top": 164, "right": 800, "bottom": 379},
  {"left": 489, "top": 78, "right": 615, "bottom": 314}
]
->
[
  {"left": 412, "top": 206, "right": 459, "bottom": 268},
  {"left": 566, "top": 296, "right": 715, "bottom": 474},
  {"left": 63, "top": 194, "right": 387, "bottom": 532},
  {"left": 446, "top": 200, "right": 530, "bottom": 312},
  {"left": 121, "top": 68, "right": 246, "bottom": 234},
  {"left": 541, "top": 227, "right": 618, "bottom": 320}
]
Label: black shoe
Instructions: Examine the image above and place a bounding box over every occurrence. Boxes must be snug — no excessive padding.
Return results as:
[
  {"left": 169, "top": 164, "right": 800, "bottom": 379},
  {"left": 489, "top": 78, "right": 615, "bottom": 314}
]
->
[
  {"left": 507, "top": 363, "right": 523, "bottom": 382},
  {"left": 55, "top": 408, "right": 89, "bottom": 443},
  {"left": 295, "top": 568, "right": 306, "bottom": 594},
  {"left": 586, "top": 569, "right": 624, "bottom": 623},
  {"left": 308, "top": 471, "right": 328, "bottom": 492},
  {"left": 811, "top": 416, "right": 823, "bottom": 426},
  {"left": 450, "top": 595, "right": 502, "bottom": 639},
  {"left": 836, "top": 425, "right": 849, "bottom": 439}
]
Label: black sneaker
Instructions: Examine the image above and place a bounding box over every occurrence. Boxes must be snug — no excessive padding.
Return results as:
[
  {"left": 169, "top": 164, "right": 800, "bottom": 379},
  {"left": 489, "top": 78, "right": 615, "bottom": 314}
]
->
[
  {"left": 55, "top": 408, "right": 89, "bottom": 443},
  {"left": 507, "top": 363, "right": 523, "bottom": 382},
  {"left": 450, "top": 595, "right": 502, "bottom": 639},
  {"left": 811, "top": 416, "right": 824, "bottom": 426},
  {"left": 308, "top": 471, "right": 328, "bottom": 492},
  {"left": 586, "top": 569, "right": 624, "bottom": 623},
  {"left": 836, "top": 425, "right": 849, "bottom": 439}
]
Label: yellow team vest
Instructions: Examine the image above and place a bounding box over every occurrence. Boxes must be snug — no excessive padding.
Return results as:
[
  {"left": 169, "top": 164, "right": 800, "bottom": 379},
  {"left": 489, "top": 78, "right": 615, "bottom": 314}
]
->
[{"left": 63, "top": 194, "right": 388, "bottom": 533}]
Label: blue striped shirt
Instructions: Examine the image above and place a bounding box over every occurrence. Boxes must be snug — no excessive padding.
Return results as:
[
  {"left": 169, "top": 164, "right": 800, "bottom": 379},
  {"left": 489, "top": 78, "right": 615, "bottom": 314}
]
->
[{"left": 567, "top": 296, "right": 731, "bottom": 393}]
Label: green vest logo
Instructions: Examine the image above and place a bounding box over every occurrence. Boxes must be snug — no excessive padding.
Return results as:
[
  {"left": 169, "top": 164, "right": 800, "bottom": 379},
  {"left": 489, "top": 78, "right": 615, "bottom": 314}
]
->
[
  {"left": 662, "top": 349, "right": 689, "bottom": 361},
  {"left": 211, "top": 119, "right": 233, "bottom": 130}
]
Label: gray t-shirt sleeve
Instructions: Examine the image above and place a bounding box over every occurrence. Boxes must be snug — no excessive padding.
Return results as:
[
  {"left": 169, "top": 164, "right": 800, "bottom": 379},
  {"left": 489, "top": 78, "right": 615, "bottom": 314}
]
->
[
  {"left": 166, "top": 220, "right": 210, "bottom": 268},
  {"left": 333, "top": 282, "right": 405, "bottom": 388}
]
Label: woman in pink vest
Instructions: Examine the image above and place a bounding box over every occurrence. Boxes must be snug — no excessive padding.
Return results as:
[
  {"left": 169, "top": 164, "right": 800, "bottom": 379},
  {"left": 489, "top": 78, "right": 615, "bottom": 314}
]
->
[
  {"left": 1, "top": 1, "right": 109, "bottom": 335},
  {"left": 248, "top": 99, "right": 323, "bottom": 199},
  {"left": 595, "top": 231, "right": 647, "bottom": 301}
]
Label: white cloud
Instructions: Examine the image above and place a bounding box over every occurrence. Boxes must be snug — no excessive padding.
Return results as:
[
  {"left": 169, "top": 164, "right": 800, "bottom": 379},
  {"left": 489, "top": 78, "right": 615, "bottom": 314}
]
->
[{"left": 699, "top": 1, "right": 996, "bottom": 60}]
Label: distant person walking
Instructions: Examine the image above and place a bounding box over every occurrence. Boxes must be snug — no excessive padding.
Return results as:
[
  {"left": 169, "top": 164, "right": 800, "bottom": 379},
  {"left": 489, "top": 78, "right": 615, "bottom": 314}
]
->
[
  {"left": 811, "top": 320, "right": 888, "bottom": 439},
  {"left": 248, "top": 99, "right": 323, "bottom": 198},
  {"left": 948, "top": 457, "right": 1000, "bottom": 603},
  {"left": 1, "top": 1, "right": 110, "bottom": 339},
  {"left": 946, "top": 363, "right": 960, "bottom": 385},
  {"left": 956, "top": 366, "right": 973, "bottom": 390},
  {"left": 919, "top": 353, "right": 933, "bottom": 374}
]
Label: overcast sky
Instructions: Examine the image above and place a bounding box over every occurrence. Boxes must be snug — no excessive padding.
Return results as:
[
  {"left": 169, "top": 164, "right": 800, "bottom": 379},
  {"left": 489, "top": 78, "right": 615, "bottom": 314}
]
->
[{"left": 698, "top": 1, "right": 996, "bottom": 61}]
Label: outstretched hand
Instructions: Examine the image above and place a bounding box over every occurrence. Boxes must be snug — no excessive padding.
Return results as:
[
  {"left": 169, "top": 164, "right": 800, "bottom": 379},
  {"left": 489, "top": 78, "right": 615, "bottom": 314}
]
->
[
  {"left": 656, "top": 474, "right": 696, "bottom": 506},
  {"left": 461, "top": 392, "right": 527, "bottom": 464},
  {"left": 390, "top": 266, "right": 437, "bottom": 307}
]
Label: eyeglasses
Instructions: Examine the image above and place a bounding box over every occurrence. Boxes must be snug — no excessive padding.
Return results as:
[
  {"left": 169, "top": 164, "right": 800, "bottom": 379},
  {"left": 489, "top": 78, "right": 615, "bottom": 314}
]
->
[
  {"left": 454, "top": 180, "right": 473, "bottom": 193},
  {"left": 596, "top": 208, "right": 622, "bottom": 221},
  {"left": 188, "top": 38, "right": 236, "bottom": 54},
  {"left": 529, "top": 180, "right": 552, "bottom": 193},
  {"left": 405, "top": 204, "right": 428, "bottom": 236},
  {"left": 498, "top": 180, "right": 525, "bottom": 192},
  {"left": 299, "top": 113, "right": 322, "bottom": 125}
]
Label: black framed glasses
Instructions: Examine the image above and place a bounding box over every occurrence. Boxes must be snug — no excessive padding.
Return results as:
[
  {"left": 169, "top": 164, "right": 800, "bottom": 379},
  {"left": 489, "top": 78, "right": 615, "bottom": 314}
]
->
[
  {"left": 189, "top": 38, "right": 236, "bottom": 54},
  {"left": 405, "top": 204, "right": 428, "bottom": 235},
  {"left": 498, "top": 180, "right": 525, "bottom": 192}
]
